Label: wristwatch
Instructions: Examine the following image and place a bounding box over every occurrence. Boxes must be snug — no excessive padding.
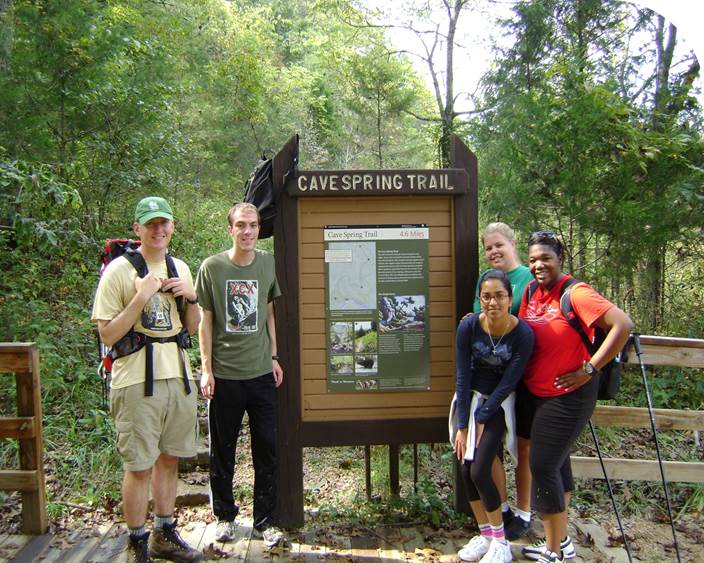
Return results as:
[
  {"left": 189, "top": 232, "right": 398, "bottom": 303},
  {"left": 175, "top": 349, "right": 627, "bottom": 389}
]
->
[
  {"left": 583, "top": 361, "right": 596, "bottom": 377},
  {"left": 186, "top": 297, "right": 198, "bottom": 305},
  {"left": 272, "top": 355, "right": 280, "bottom": 361}
]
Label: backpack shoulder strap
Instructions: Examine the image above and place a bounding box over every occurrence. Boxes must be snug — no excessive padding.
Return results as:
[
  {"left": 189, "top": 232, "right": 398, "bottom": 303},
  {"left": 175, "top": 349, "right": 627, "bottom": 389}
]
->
[
  {"left": 123, "top": 250, "right": 184, "bottom": 313},
  {"left": 164, "top": 254, "right": 185, "bottom": 314},
  {"left": 165, "top": 254, "right": 179, "bottom": 279},
  {"left": 124, "top": 249, "right": 180, "bottom": 281},
  {"left": 559, "top": 278, "right": 595, "bottom": 354},
  {"left": 522, "top": 280, "right": 539, "bottom": 306},
  {"left": 123, "top": 249, "right": 148, "bottom": 278}
]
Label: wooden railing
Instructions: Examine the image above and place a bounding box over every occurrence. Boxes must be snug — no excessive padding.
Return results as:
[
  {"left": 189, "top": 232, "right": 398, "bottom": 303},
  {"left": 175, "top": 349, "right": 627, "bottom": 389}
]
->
[
  {"left": 573, "top": 335, "right": 704, "bottom": 483},
  {"left": 0, "top": 343, "right": 48, "bottom": 534}
]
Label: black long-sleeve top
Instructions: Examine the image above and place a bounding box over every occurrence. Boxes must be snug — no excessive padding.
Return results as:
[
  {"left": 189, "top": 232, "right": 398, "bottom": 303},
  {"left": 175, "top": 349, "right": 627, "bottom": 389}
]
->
[{"left": 455, "top": 314, "right": 534, "bottom": 426}]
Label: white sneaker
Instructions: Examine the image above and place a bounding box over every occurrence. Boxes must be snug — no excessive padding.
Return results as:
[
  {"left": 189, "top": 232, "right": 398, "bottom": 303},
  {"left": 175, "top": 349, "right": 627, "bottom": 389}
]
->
[
  {"left": 523, "top": 536, "right": 575, "bottom": 560},
  {"left": 458, "top": 535, "right": 491, "bottom": 561},
  {"left": 536, "top": 550, "right": 565, "bottom": 563},
  {"left": 479, "top": 539, "right": 512, "bottom": 563},
  {"left": 254, "top": 526, "right": 285, "bottom": 548},
  {"left": 215, "top": 519, "right": 237, "bottom": 542}
]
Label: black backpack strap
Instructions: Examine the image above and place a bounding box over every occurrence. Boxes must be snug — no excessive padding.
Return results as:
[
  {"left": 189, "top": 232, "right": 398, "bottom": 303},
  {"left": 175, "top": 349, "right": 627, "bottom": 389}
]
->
[
  {"left": 123, "top": 249, "right": 148, "bottom": 278},
  {"left": 522, "top": 280, "right": 539, "bottom": 307},
  {"left": 165, "top": 253, "right": 178, "bottom": 278},
  {"left": 165, "top": 254, "right": 185, "bottom": 314},
  {"left": 559, "top": 278, "right": 596, "bottom": 354}
]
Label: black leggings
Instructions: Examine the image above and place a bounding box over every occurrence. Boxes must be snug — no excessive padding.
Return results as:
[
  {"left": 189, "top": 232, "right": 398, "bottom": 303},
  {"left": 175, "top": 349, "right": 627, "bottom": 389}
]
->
[
  {"left": 460, "top": 409, "right": 507, "bottom": 513},
  {"left": 529, "top": 375, "right": 598, "bottom": 514}
]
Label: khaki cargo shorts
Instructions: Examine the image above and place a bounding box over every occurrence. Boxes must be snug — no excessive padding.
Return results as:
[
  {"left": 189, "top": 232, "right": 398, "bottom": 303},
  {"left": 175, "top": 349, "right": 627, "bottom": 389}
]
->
[{"left": 110, "top": 378, "right": 198, "bottom": 472}]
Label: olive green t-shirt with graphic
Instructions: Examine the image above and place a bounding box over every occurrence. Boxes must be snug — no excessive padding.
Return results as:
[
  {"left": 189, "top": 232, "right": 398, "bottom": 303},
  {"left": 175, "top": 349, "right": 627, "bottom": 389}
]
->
[{"left": 195, "top": 249, "right": 281, "bottom": 380}]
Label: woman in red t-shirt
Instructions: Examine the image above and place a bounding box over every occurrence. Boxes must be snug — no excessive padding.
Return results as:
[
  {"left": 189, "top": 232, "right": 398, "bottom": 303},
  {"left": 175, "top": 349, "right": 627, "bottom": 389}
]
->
[{"left": 517, "top": 231, "right": 632, "bottom": 563}]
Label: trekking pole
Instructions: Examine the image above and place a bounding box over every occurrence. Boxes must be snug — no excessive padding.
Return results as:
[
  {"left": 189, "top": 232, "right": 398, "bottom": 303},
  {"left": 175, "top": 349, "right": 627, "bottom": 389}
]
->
[
  {"left": 632, "top": 333, "right": 681, "bottom": 562},
  {"left": 587, "top": 420, "right": 632, "bottom": 562}
]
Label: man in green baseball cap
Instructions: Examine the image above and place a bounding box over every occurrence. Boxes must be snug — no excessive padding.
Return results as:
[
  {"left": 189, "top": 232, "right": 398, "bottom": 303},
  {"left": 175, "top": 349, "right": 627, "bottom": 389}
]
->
[
  {"left": 93, "top": 195, "right": 202, "bottom": 562},
  {"left": 134, "top": 196, "right": 174, "bottom": 225}
]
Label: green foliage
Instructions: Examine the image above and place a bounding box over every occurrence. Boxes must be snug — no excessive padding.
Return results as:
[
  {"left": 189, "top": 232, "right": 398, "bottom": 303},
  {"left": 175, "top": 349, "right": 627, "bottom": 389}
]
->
[
  {"left": 619, "top": 366, "right": 704, "bottom": 411},
  {"left": 301, "top": 445, "right": 465, "bottom": 528},
  {"left": 0, "top": 0, "right": 438, "bottom": 508},
  {"left": 403, "top": 477, "right": 459, "bottom": 528},
  {"left": 470, "top": 0, "right": 704, "bottom": 336}
]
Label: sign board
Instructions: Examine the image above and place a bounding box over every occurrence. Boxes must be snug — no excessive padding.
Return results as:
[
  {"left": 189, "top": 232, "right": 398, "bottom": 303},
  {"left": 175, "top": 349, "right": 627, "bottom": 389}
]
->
[
  {"left": 324, "top": 225, "right": 430, "bottom": 392},
  {"left": 271, "top": 134, "right": 479, "bottom": 527}
]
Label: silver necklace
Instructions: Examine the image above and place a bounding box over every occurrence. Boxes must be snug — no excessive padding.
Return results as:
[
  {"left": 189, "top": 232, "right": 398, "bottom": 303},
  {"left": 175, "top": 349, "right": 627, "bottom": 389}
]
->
[{"left": 487, "top": 319, "right": 510, "bottom": 354}]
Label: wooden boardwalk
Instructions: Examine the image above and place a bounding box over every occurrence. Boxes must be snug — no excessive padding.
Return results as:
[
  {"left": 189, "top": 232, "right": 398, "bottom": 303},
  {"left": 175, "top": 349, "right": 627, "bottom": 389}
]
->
[{"left": 0, "top": 517, "right": 627, "bottom": 562}]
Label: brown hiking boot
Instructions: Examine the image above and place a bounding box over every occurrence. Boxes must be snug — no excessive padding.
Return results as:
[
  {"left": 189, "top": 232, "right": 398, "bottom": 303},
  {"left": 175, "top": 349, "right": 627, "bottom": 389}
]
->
[
  {"left": 127, "top": 532, "right": 153, "bottom": 563},
  {"left": 148, "top": 520, "right": 203, "bottom": 562}
]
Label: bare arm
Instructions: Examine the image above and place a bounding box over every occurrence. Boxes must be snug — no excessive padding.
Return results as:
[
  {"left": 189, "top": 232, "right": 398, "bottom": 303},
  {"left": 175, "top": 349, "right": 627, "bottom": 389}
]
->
[
  {"left": 268, "top": 301, "right": 283, "bottom": 387},
  {"left": 555, "top": 305, "right": 634, "bottom": 391},
  {"left": 199, "top": 308, "right": 215, "bottom": 399},
  {"left": 97, "top": 273, "right": 160, "bottom": 347},
  {"left": 182, "top": 300, "right": 201, "bottom": 335},
  {"left": 590, "top": 305, "right": 634, "bottom": 370}
]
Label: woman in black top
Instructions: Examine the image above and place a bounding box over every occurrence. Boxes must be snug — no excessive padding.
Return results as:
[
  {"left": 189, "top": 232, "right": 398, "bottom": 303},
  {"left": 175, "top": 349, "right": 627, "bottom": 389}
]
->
[{"left": 453, "top": 269, "right": 534, "bottom": 562}]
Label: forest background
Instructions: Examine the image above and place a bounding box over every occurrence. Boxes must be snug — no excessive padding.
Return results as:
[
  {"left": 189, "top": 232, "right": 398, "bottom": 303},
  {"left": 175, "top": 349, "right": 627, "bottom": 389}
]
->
[{"left": 0, "top": 0, "right": 702, "bottom": 527}]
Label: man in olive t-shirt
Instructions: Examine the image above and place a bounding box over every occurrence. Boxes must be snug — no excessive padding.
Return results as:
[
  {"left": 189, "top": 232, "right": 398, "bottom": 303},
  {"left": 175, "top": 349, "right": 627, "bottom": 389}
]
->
[{"left": 195, "top": 202, "right": 284, "bottom": 547}]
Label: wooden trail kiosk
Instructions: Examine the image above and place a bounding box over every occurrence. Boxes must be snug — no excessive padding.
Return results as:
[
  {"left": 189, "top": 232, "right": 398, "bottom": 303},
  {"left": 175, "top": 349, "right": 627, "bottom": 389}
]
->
[
  {"left": 268, "top": 135, "right": 704, "bottom": 528},
  {"left": 270, "top": 135, "right": 478, "bottom": 527},
  {"left": 0, "top": 343, "right": 48, "bottom": 534}
]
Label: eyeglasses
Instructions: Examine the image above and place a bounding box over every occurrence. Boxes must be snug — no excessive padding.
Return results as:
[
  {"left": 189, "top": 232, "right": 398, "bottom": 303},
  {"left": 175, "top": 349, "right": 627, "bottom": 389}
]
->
[{"left": 480, "top": 292, "right": 510, "bottom": 304}]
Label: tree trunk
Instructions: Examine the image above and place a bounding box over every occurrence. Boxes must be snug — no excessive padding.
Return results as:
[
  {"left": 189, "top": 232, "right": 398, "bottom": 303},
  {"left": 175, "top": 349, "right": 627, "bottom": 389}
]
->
[
  {"left": 0, "top": 1, "right": 13, "bottom": 71},
  {"left": 376, "top": 90, "right": 383, "bottom": 167},
  {"left": 640, "top": 16, "right": 677, "bottom": 330},
  {"left": 436, "top": 0, "right": 466, "bottom": 167}
]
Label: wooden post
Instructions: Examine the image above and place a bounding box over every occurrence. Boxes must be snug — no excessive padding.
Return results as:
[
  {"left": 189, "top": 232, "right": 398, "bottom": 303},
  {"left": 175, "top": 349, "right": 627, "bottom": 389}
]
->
[
  {"left": 413, "top": 444, "right": 419, "bottom": 493},
  {"left": 272, "top": 135, "right": 305, "bottom": 528},
  {"left": 389, "top": 444, "right": 400, "bottom": 499},
  {"left": 0, "top": 343, "right": 48, "bottom": 534},
  {"left": 451, "top": 135, "right": 479, "bottom": 322},
  {"left": 450, "top": 136, "right": 478, "bottom": 515},
  {"left": 365, "top": 445, "right": 372, "bottom": 500}
]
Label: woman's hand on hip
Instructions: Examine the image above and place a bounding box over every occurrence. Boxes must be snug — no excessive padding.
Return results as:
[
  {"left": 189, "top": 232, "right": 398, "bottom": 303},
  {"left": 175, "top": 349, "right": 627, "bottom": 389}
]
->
[{"left": 554, "top": 367, "right": 591, "bottom": 393}]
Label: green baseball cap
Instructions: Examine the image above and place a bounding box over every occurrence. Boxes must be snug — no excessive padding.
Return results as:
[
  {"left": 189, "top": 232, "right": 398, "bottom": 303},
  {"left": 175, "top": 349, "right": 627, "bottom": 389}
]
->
[{"left": 134, "top": 196, "right": 173, "bottom": 225}]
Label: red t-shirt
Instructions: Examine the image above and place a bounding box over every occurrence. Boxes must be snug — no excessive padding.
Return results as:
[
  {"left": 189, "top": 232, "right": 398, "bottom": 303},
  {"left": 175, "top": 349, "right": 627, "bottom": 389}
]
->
[{"left": 518, "top": 275, "right": 614, "bottom": 397}]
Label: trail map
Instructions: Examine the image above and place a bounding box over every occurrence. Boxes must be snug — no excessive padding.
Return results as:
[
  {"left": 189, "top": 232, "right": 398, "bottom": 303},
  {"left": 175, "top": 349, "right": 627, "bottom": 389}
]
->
[{"left": 324, "top": 225, "right": 430, "bottom": 392}]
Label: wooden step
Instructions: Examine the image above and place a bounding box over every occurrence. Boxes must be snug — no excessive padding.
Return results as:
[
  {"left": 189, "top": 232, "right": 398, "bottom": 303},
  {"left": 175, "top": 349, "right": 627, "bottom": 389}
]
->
[{"left": 174, "top": 476, "right": 210, "bottom": 507}]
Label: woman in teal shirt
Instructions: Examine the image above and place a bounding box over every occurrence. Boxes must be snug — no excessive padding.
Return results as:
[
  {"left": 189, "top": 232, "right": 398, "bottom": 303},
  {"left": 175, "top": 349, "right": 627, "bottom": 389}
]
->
[{"left": 473, "top": 222, "right": 533, "bottom": 316}]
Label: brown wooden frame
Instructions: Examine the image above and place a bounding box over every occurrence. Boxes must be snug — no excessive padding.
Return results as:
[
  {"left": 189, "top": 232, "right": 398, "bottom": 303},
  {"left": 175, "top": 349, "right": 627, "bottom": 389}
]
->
[
  {"left": 0, "top": 343, "right": 48, "bottom": 534},
  {"left": 271, "top": 135, "right": 478, "bottom": 526}
]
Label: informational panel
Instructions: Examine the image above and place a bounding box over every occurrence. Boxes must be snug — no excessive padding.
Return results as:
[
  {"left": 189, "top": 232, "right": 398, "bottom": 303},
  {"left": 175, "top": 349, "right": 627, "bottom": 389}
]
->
[{"left": 324, "top": 224, "right": 430, "bottom": 392}]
